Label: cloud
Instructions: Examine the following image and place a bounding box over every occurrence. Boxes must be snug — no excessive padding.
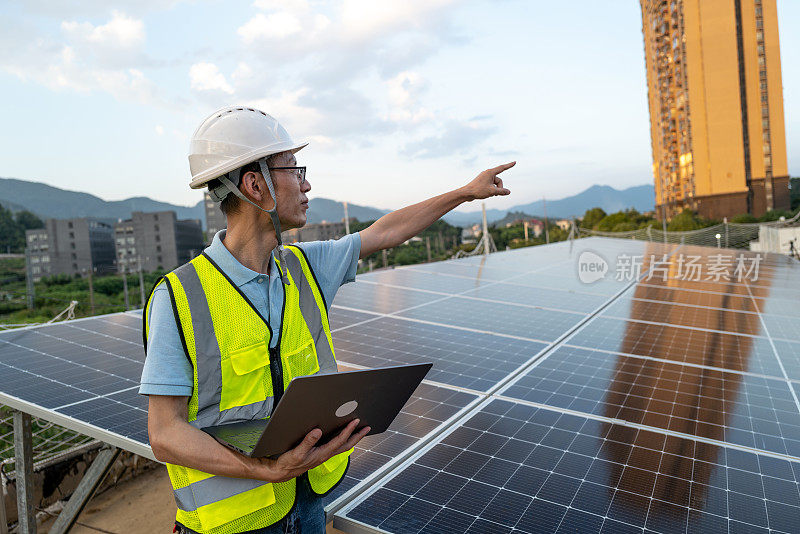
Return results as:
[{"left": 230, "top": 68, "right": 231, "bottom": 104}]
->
[
  {"left": 189, "top": 62, "right": 234, "bottom": 94},
  {"left": 0, "top": 11, "right": 162, "bottom": 106},
  {"left": 238, "top": 12, "right": 303, "bottom": 42},
  {"left": 402, "top": 117, "right": 497, "bottom": 159},
  {"left": 229, "top": 1, "right": 470, "bottom": 151},
  {"left": 155, "top": 125, "right": 164, "bottom": 135},
  {"left": 385, "top": 71, "right": 433, "bottom": 125}
]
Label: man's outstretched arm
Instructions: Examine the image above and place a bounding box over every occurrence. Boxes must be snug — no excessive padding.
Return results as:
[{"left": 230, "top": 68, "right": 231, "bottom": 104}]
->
[{"left": 359, "top": 162, "right": 515, "bottom": 259}]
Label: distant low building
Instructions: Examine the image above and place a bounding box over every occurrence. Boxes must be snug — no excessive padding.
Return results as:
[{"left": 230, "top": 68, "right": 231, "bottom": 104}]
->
[
  {"left": 554, "top": 219, "right": 572, "bottom": 231},
  {"left": 204, "top": 191, "right": 226, "bottom": 244},
  {"left": 26, "top": 218, "right": 116, "bottom": 281},
  {"left": 282, "top": 221, "right": 346, "bottom": 244},
  {"left": 115, "top": 211, "right": 204, "bottom": 273},
  {"left": 505, "top": 218, "right": 544, "bottom": 238}
]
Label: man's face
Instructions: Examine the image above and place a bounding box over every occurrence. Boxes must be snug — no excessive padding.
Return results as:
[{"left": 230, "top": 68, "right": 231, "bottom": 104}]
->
[{"left": 269, "top": 151, "right": 311, "bottom": 231}]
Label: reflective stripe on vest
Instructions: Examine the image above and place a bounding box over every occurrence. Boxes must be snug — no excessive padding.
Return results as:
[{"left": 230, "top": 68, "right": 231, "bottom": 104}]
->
[{"left": 144, "top": 245, "right": 348, "bottom": 533}]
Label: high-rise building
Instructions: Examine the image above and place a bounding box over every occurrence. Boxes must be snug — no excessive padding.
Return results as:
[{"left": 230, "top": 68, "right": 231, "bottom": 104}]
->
[
  {"left": 114, "top": 211, "right": 204, "bottom": 273},
  {"left": 640, "top": 0, "right": 789, "bottom": 220},
  {"left": 25, "top": 218, "right": 116, "bottom": 281},
  {"left": 204, "top": 192, "right": 226, "bottom": 244}
]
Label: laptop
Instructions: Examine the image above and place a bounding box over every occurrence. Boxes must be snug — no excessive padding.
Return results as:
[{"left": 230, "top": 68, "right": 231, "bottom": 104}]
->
[{"left": 203, "top": 363, "right": 433, "bottom": 458}]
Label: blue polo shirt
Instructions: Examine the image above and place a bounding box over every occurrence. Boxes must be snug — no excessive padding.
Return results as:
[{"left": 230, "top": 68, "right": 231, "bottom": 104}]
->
[{"left": 139, "top": 229, "right": 361, "bottom": 397}]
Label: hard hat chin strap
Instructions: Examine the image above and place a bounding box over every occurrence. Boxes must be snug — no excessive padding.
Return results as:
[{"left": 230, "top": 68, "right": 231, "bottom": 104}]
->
[{"left": 217, "top": 159, "right": 291, "bottom": 286}]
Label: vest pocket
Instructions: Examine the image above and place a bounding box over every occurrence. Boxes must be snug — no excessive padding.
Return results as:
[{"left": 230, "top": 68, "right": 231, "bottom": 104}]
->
[
  {"left": 284, "top": 340, "right": 320, "bottom": 379},
  {"left": 221, "top": 340, "right": 270, "bottom": 410}
]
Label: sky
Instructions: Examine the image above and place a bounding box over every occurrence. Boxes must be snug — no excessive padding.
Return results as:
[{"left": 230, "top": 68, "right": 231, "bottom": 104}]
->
[{"left": 0, "top": 0, "right": 798, "bottom": 213}]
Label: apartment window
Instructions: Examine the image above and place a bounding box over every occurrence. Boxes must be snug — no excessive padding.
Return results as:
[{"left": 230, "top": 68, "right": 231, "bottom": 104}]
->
[
  {"left": 756, "top": 19, "right": 763, "bottom": 29},
  {"left": 71, "top": 253, "right": 77, "bottom": 260},
  {"left": 42, "top": 256, "right": 49, "bottom": 263},
  {"left": 68, "top": 221, "right": 73, "bottom": 229},
  {"left": 757, "top": 45, "right": 764, "bottom": 55},
  {"left": 70, "top": 242, "right": 76, "bottom": 250},
  {"left": 757, "top": 30, "right": 764, "bottom": 41},
  {"left": 155, "top": 235, "right": 160, "bottom": 242},
  {"left": 31, "top": 256, "right": 39, "bottom": 264},
  {"left": 72, "top": 263, "right": 78, "bottom": 270},
  {"left": 154, "top": 224, "right": 160, "bottom": 231},
  {"left": 154, "top": 214, "right": 159, "bottom": 221},
  {"left": 156, "top": 245, "right": 162, "bottom": 252},
  {"left": 157, "top": 255, "right": 163, "bottom": 264},
  {"left": 762, "top": 119, "right": 770, "bottom": 129},
  {"left": 763, "top": 131, "right": 770, "bottom": 142},
  {"left": 763, "top": 143, "right": 771, "bottom": 155},
  {"left": 69, "top": 231, "right": 74, "bottom": 239},
  {"left": 765, "top": 155, "right": 771, "bottom": 166},
  {"left": 762, "top": 107, "right": 769, "bottom": 118},
  {"left": 758, "top": 56, "right": 765, "bottom": 66},
  {"left": 32, "top": 266, "right": 40, "bottom": 274},
  {"left": 755, "top": 7, "right": 762, "bottom": 17}
]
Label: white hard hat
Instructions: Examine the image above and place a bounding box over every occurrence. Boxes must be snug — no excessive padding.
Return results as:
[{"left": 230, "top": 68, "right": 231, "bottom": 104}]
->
[{"left": 188, "top": 106, "right": 308, "bottom": 190}]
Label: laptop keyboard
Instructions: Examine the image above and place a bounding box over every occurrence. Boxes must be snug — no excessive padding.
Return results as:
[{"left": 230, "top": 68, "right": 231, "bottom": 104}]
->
[{"left": 228, "top": 429, "right": 263, "bottom": 450}]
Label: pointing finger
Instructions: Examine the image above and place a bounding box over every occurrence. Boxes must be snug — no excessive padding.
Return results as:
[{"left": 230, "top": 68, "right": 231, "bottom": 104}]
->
[{"left": 490, "top": 161, "right": 516, "bottom": 174}]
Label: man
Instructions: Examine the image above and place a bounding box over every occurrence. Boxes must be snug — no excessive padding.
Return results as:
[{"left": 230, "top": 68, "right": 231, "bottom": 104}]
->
[{"left": 141, "top": 106, "right": 513, "bottom": 534}]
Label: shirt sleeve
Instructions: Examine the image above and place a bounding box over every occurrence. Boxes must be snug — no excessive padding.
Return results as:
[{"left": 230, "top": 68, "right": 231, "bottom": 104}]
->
[
  {"left": 295, "top": 232, "right": 361, "bottom": 310},
  {"left": 139, "top": 285, "right": 194, "bottom": 397}
]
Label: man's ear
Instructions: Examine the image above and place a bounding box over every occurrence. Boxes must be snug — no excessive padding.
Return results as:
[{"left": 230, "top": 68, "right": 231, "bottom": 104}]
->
[{"left": 242, "top": 171, "right": 275, "bottom": 210}]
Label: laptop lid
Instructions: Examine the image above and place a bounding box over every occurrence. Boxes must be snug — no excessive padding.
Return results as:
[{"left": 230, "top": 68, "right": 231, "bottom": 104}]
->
[{"left": 205, "top": 363, "right": 432, "bottom": 458}]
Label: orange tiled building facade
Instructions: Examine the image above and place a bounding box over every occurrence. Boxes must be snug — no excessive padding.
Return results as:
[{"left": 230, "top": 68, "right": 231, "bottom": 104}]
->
[{"left": 640, "top": 0, "right": 789, "bottom": 220}]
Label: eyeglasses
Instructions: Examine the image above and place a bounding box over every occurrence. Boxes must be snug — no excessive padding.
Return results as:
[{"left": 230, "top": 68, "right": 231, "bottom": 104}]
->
[{"left": 269, "top": 166, "right": 307, "bottom": 186}]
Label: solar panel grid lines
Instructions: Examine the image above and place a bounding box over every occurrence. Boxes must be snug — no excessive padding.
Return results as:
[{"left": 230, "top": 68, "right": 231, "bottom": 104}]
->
[
  {"left": 566, "top": 316, "right": 786, "bottom": 379},
  {"left": 497, "top": 344, "right": 800, "bottom": 458},
  {"left": 358, "top": 278, "right": 611, "bottom": 318},
  {"left": 741, "top": 282, "right": 800, "bottom": 419},
  {"left": 336, "top": 400, "right": 800, "bottom": 534},
  {"left": 331, "top": 316, "right": 550, "bottom": 392},
  {"left": 557, "top": 341, "right": 793, "bottom": 386}
]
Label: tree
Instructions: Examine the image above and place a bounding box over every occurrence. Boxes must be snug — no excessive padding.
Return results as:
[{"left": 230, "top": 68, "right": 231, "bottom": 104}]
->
[
  {"left": 580, "top": 208, "right": 606, "bottom": 229},
  {"left": 15, "top": 211, "right": 43, "bottom": 231},
  {"left": 667, "top": 209, "right": 704, "bottom": 231},
  {"left": 597, "top": 212, "right": 630, "bottom": 232}
]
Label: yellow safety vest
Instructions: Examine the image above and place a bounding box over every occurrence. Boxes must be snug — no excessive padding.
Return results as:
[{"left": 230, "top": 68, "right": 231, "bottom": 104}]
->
[{"left": 143, "top": 245, "right": 350, "bottom": 534}]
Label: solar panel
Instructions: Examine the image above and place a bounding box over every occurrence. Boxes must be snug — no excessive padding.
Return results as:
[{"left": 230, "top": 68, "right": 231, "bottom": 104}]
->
[
  {"left": 396, "top": 298, "right": 586, "bottom": 342},
  {"left": 332, "top": 317, "right": 548, "bottom": 392},
  {"left": 337, "top": 400, "right": 800, "bottom": 534},
  {"left": 501, "top": 345, "right": 800, "bottom": 457},
  {"left": 4, "top": 236, "right": 799, "bottom": 533},
  {"left": 333, "top": 281, "right": 445, "bottom": 314},
  {"left": 325, "top": 371, "right": 479, "bottom": 509},
  {"left": 566, "top": 316, "right": 785, "bottom": 378}
]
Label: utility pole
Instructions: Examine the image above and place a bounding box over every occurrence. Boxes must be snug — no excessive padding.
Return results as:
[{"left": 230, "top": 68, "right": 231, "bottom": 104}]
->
[
  {"left": 121, "top": 264, "right": 129, "bottom": 311},
  {"left": 426, "top": 236, "right": 432, "bottom": 263},
  {"left": 25, "top": 247, "right": 34, "bottom": 310},
  {"left": 343, "top": 201, "right": 350, "bottom": 235},
  {"left": 87, "top": 267, "right": 95, "bottom": 315},
  {"left": 524, "top": 220, "right": 529, "bottom": 242},
  {"left": 662, "top": 212, "right": 668, "bottom": 243},
  {"left": 138, "top": 256, "right": 145, "bottom": 307},
  {"left": 482, "top": 203, "right": 490, "bottom": 255},
  {"left": 382, "top": 249, "right": 388, "bottom": 268},
  {"left": 542, "top": 197, "right": 550, "bottom": 245}
]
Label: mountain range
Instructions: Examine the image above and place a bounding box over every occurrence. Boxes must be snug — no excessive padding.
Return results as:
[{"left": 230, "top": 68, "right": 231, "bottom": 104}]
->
[{"left": 0, "top": 177, "right": 654, "bottom": 229}]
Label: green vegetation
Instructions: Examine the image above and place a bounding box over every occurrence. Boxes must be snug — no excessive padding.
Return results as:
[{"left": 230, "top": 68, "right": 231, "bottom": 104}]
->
[
  {"left": 0, "top": 205, "right": 44, "bottom": 253},
  {"left": 0, "top": 257, "right": 164, "bottom": 325},
  {"left": 351, "top": 219, "right": 463, "bottom": 271}
]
